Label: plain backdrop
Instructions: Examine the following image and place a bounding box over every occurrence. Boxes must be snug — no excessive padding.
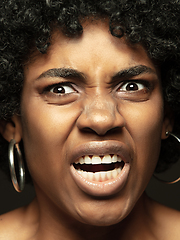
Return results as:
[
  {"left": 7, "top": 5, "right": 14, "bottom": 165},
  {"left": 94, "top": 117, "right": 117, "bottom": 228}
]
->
[{"left": 0, "top": 158, "right": 180, "bottom": 215}]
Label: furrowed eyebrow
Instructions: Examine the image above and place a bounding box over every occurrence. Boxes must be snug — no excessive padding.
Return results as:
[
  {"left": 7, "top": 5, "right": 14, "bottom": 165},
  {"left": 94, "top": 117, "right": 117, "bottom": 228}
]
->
[
  {"left": 112, "top": 65, "right": 156, "bottom": 80},
  {"left": 36, "top": 65, "right": 156, "bottom": 83},
  {"left": 37, "top": 68, "right": 85, "bottom": 80}
]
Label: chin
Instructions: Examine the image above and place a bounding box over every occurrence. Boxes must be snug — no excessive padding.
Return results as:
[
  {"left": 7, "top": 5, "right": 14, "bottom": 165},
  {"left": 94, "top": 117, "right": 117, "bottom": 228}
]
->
[
  {"left": 75, "top": 207, "right": 127, "bottom": 227},
  {"left": 81, "top": 216, "right": 123, "bottom": 227}
]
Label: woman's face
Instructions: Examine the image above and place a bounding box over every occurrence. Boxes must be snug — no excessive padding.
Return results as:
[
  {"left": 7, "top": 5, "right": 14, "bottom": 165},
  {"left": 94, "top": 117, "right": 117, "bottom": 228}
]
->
[{"left": 20, "top": 21, "right": 166, "bottom": 225}]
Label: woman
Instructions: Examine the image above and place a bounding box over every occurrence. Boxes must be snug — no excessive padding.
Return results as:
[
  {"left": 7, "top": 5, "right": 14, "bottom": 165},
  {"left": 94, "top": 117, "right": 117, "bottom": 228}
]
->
[{"left": 0, "top": 0, "right": 180, "bottom": 239}]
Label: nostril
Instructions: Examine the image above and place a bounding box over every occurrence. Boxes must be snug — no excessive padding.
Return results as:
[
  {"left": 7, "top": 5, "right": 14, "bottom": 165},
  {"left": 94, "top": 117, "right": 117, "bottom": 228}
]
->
[
  {"left": 76, "top": 105, "right": 125, "bottom": 136},
  {"left": 106, "top": 127, "right": 122, "bottom": 135},
  {"left": 80, "top": 126, "right": 122, "bottom": 136},
  {"left": 81, "top": 127, "right": 96, "bottom": 134}
]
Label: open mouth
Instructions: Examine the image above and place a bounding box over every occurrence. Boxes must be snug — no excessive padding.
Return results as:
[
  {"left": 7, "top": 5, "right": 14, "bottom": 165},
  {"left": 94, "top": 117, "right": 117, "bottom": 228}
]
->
[{"left": 73, "top": 154, "right": 125, "bottom": 182}]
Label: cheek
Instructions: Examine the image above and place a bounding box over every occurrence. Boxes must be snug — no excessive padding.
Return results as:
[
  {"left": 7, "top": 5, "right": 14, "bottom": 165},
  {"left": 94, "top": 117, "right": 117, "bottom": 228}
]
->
[
  {"left": 123, "top": 99, "right": 164, "bottom": 186},
  {"left": 20, "top": 103, "right": 83, "bottom": 214},
  {"left": 20, "top": 95, "right": 81, "bottom": 183}
]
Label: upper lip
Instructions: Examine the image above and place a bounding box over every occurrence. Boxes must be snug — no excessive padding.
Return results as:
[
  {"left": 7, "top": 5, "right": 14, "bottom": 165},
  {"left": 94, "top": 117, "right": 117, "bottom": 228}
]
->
[{"left": 70, "top": 140, "right": 132, "bottom": 164}]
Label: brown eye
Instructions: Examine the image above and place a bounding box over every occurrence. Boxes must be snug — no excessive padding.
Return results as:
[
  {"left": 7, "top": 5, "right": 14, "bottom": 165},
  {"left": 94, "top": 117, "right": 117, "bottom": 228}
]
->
[
  {"left": 120, "top": 82, "right": 145, "bottom": 91},
  {"left": 50, "top": 84, "right": 76, "bottom": 95}
]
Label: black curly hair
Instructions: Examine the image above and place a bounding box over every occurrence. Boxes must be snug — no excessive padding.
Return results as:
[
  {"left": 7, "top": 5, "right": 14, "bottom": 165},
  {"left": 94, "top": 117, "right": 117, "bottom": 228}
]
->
[{"left": 0, "top": 0, "right": 180, "bottom": 183}]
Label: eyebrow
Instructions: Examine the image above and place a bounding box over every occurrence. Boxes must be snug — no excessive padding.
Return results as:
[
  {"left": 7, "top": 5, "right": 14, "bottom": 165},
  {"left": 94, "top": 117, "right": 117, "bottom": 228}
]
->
[
  {"left": 36, "top": 65, "right": 156, "bottom": 82},
  {"left": 37, "top": 68, "right": 85, "bottom": 81},
  {"left": 112, "top": 65, "right": 156, "bottom": 80}
]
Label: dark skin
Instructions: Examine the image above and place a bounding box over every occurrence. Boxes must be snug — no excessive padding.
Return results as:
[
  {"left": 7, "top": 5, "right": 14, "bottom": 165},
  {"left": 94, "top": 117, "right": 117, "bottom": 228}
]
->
[{"left": 0, "top": 20, "right": 179, "bottom": 240}]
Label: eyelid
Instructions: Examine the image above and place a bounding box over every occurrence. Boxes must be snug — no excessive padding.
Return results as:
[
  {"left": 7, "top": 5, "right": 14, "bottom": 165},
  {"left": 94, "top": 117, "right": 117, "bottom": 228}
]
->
[
  {"left": 43, "top": 81, "right": 77, "bottom": 93},
  {"left": 117, "top": 79, "right": 151, "bottom": 91}
]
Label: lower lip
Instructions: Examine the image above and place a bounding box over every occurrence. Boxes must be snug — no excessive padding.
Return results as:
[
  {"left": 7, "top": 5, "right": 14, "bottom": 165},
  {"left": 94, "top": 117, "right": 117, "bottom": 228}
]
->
[{"left": 70, "top": 163, "right": 130, "bottom": 197}]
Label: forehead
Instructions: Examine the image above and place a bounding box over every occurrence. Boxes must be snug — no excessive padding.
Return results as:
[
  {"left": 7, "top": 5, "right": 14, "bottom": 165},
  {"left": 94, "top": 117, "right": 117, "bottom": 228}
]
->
[{"left": 24, "top": 20, "right": 157, "bottom": 80}]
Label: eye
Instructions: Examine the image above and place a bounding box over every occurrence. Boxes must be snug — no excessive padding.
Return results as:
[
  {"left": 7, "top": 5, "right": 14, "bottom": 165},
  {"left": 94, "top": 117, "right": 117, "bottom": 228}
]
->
[
  {"left": 40, "top": 82, "right": 79, "bottom": 105},
  {"left": 49, "top": 83, "right": 77, "bottom": 95},
  {"left": 119, "top": 81, "right": 146, "bottom": 92}
]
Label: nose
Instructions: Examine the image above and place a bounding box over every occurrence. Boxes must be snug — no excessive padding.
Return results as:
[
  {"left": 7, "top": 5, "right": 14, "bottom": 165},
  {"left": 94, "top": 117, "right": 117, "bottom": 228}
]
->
[{"left": 76, "top": 95, "right": 125, "bottom": 136}]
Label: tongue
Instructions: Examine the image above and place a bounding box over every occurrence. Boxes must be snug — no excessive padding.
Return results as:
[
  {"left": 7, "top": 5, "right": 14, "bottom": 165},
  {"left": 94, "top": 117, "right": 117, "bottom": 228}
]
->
[{"left": 73, "top": 162, "right": 124, "bottom": 173}]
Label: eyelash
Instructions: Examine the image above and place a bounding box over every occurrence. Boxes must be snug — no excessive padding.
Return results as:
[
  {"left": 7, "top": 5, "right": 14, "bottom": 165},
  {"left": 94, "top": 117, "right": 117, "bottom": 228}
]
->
[
  {"left": 42, "top": 79, "right": 151, "bottom": 98},
  {"left": 117, "top": 80, "right": 151, "bottom": 92},
  {"left": 43, "top": 82, "right": 77, "bottom": 95}
]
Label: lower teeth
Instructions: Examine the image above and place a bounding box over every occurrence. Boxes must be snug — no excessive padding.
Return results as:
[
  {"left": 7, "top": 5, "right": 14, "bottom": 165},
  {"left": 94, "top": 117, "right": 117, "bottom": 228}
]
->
[{"left": 76, "top": 167, "right": 122, "bottom": 182}]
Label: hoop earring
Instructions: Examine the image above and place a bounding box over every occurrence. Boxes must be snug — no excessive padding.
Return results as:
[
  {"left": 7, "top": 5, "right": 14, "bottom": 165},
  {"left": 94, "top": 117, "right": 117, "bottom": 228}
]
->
[
  {"left": 153, "top": 132, "right": 180, "bottom": 184},
  {"left": 166, "top": 131, "right": 180, "bottom": 142},
  {"left": 8, "top": 139, "right": 25, "bottom": 192}
]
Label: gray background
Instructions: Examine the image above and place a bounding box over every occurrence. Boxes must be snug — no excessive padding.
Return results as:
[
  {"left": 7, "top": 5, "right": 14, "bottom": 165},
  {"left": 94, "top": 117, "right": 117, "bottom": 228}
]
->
[{"left": 0, "top": 158, "right": 180, "bottom": 214}]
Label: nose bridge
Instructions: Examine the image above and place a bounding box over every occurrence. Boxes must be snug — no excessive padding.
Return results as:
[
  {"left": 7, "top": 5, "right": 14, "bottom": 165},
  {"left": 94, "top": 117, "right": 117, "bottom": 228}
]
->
[
  {"left": 77, "top": 92, "right": 125, "bottom": 135},
  {"left": 86, "top": 94, "right": 115, "bottom": 118}
]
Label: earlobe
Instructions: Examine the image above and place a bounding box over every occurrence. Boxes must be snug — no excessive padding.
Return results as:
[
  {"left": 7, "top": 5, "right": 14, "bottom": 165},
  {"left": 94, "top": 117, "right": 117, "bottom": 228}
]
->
[{"left": 0, "top": 115, "right": 22, "bottom": 143}]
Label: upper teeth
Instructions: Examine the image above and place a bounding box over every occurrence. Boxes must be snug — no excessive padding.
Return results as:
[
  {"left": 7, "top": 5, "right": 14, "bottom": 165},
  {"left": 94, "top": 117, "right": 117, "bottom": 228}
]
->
[{"left": 76, "top": 154, "right": 122, "bottom": 165}]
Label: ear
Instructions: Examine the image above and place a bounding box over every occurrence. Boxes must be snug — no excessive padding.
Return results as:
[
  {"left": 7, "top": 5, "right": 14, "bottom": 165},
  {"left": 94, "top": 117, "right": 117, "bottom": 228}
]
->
[
  {"left": 161, "top": 105, "right": 174, "bottom": 139},
  {"left": 0, "top": 115, "right": 22, "bottom": 143}
]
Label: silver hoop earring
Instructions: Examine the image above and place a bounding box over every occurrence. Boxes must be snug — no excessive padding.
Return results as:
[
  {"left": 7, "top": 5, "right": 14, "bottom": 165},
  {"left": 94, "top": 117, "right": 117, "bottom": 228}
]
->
[
  {"left": 166, "top": 131, "right": 180, "bottom": 143},
  {"left": 8, "top": 139, "right": 25, "bottom": 192},
  {"left": 153, "top": 132, "right": 180, "bottom": 184}
]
